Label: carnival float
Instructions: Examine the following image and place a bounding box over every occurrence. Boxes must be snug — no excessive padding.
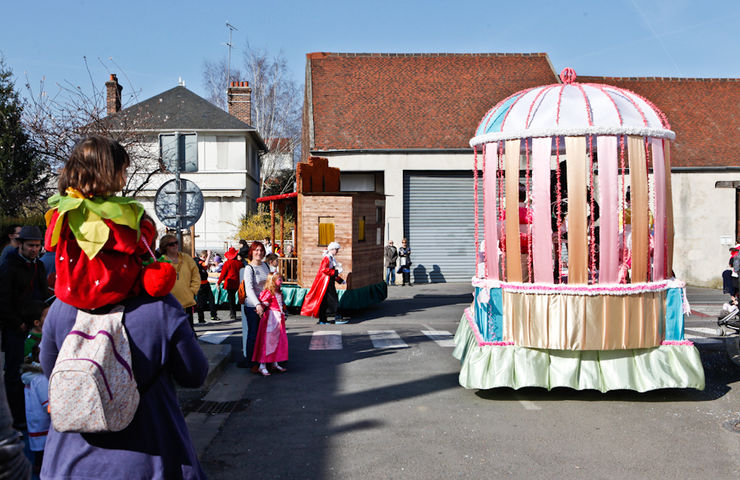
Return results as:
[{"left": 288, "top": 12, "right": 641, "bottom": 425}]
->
[
  {"left": 453, "top": 68, "right": 705, "bottom": 392},
  {"left": 255, "top": 156, "right": 387, "bottom": 311}
]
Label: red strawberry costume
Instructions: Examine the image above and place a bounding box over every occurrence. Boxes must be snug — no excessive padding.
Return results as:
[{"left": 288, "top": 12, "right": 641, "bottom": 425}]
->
[{"left": 44, "top": 189, "right": 157, "bottom": 310}]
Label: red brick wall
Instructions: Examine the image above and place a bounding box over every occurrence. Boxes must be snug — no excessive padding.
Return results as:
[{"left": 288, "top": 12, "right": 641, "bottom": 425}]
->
[
  {"left": 348, "top": 194, "right": 384, "bottom": 289},
  {"left": 298, "top": 195, "right": 353, "bottom": 288},
  {"left": 297, "top": 193, "right": 384, "bottom": 289}
]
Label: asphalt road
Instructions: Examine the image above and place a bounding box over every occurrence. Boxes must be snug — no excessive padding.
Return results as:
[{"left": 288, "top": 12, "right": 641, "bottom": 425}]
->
[{"left": 190, "top": 283, "right": 740, "bottom": 479}]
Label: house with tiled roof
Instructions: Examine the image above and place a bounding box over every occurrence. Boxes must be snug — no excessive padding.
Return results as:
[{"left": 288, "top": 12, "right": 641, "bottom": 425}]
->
[
  {"left": 104, "top": 76, "right": 267, "bottom": 250},
  {"left": 303, "top": 53, "right": 740, "bottom": 287}
]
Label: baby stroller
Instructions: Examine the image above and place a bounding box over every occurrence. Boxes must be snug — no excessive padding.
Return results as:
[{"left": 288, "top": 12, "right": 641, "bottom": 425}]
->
[{"left": 718, "top": 273, "right": 740, "bottom": 366}]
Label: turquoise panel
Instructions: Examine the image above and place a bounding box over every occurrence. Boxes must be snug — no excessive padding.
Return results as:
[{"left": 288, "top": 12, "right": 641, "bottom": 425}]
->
[
  {"left": 665, "top": 288, "right": 684, "bottom": 341},
  {"left": 476, "top": 94, "right": 522, "bottom": 136},
  {"left": 475, "top": 286, "right": 504, "bottom": 342}
]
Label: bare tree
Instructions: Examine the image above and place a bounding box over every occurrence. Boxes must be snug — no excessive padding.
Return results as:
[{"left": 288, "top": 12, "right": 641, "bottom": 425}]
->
[
  {"left": 22, "top": 62, "right": 163, "bottom": 199},
  {"left": 203, "top": 43, "right": 302, "bottom": 196}
]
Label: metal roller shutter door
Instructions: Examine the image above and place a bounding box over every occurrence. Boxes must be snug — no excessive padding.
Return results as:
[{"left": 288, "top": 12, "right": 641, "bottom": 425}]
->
[{"left": 403, "top": 172, "right": 476, "bottom": 283}]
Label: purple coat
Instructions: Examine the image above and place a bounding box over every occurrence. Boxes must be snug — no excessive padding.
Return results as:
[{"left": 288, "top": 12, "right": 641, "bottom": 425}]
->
[{"left": 40, "top": 294, "right": 208, "bottom": 479}]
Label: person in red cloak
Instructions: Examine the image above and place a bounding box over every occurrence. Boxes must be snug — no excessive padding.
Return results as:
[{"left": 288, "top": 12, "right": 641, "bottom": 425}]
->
[
  {"left": 300, "top": 242, "right": 348, "bottom": 324},
  {"left": 217, "top": 247, "right": 242, "bottom": 320}
]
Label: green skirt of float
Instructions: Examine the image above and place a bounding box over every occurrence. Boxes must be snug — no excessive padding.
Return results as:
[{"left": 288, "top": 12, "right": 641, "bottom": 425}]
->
[{"left": 453, "top": 311, "right": 705, "bottom": 392}]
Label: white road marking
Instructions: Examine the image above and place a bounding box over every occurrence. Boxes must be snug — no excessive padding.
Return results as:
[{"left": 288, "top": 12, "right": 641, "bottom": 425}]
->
[
  {"left": 422, "top": 330, "right": 455, "bottom": 347},
  {"left": 368, "top": 330, "right": 408, "bottom": 349},
  {"left": 517, "top": 399, "right": 541, "bottom": 410},
  {"left": 309, "top": 331, "right": 343, "bottom": 350},
  {"left": 685, "top": 327, "right": 721, "bottom": 336},
  {"left": 198, "top": 329, "right": 239, "bottom": 344}
]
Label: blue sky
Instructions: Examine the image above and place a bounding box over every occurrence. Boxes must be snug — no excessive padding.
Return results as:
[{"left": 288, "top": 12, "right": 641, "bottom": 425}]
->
[{"left": 2, "top": 0, "right": 739, "bottom": 105}]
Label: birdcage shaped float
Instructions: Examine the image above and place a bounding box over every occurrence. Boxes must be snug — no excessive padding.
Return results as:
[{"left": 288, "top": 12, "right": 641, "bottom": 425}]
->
[{"left": 453, "top": 69, "right": 705, "bottom": 392}]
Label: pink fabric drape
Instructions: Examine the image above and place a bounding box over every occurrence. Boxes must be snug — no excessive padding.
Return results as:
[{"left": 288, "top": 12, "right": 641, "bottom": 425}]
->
[
  {"left": 651, "top": 138, "right": 666, "bottom": 280},
  {"left": 484, "top": 143, "right": 499, "bottom": 280},
  {"left": 531, "top": 137, "right": 553, "bottom": 283},
  {"left": 597, "top": 136, "right": 618, "bottom": 283}
]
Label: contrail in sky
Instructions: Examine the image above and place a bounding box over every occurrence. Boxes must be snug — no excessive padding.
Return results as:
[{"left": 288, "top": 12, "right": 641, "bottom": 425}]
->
[{"left": 628, "top": 0, "right": 683, "bottom": 76}]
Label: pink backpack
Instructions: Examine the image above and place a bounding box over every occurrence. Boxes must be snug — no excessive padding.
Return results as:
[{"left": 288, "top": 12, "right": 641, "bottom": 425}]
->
[{"left": 48, "top": 306, "right": 140, "bottom": 432}]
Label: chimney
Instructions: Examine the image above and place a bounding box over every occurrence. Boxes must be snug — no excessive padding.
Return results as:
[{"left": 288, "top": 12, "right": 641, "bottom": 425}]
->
[
  {"left": 227, "top": 81, "right": 252, "bottom": 125},
  {"left": 105, "top": 74, "right": 122, "bottom": 115}
]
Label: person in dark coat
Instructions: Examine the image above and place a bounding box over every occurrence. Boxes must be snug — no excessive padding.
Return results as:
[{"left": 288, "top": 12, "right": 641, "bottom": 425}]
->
[{"left": 0, "top": 225, "right": 48, "bottom": 428}]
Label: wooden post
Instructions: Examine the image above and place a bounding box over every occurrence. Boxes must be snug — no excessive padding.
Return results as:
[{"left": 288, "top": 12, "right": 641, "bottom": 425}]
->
[
  {"left": 270, "top": 200, "right": 275, "bottom": 246},
  {"left": 279, "top": 202, "right": 285, "bottom": 254},
  {"left": 189, "top": 225, "right": 196, "bottom": 257}
]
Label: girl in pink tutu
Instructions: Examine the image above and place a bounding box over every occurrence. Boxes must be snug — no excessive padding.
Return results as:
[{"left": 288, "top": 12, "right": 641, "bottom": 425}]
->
[{"left": 252, "top": 272, "right": 289, "bottom": 376}]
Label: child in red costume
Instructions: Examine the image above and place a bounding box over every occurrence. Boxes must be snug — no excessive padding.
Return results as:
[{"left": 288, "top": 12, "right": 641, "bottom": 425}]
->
[{"left": 44, "top": 136, "right": 157, "bottom": 310}]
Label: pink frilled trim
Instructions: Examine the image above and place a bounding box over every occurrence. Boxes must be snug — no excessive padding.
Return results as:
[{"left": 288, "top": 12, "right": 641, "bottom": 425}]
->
[
  {"left": 661, "top": 340, "right": 694, "bottom": 346},
  {"left": 471, "top": 277, "right": 686, "bottom": 296},
  {"left": 464, "top": 307, "right": 514, "bottom": 346}
]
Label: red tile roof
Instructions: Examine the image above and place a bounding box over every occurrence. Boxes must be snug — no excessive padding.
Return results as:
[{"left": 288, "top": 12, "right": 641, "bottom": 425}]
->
[
  {"left": 304, "top": 53, "right": 558, "bottom": 152},
  {"left": 304, "top": 53, "right": 740, "bottom": 168},
  {"left": 579, "top": 76, "right": 740, "bottom": 168}
]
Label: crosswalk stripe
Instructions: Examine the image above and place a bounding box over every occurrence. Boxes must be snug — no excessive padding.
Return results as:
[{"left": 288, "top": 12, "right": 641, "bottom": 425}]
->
[
  {"left": 685, "top": 327, "right": 721, "bottom": 336},
  {"left": 368, "top": 330, "right": 408, "bottom": 349},
  {"left": 309, "top": 331, "right": 343, "bottom": 350},
  {"left": 422, "top": 330, "right": 455, "bottom": 347},
  {"left": 198, "top": 329, "right": 240, "bottom": 345}
]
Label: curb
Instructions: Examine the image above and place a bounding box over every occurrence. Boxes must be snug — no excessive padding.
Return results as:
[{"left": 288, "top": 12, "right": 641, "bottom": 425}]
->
[{"left": 176, "top": 342, "right": 231, "bottom": 406}]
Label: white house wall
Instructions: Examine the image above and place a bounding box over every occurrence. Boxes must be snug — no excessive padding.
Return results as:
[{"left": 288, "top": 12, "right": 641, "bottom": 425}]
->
[{"left": 132, "top": 134, "right": 259, "bottom": 252}]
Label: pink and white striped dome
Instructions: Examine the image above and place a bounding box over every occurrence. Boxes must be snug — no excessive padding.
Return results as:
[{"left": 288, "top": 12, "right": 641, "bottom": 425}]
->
[{"left": 470, "top": 68, "right": 674, "bottom": 147}]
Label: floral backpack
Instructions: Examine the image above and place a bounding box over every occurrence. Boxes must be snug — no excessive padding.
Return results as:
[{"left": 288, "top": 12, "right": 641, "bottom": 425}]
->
[{"left": 47, "top": 305, "right": 140, "bottom": 432}]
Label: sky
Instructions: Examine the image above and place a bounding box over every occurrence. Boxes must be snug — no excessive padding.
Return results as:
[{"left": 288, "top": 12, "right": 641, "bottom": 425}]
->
[{"left": 2, "top": 0, "right": 739, "bottom": 106}]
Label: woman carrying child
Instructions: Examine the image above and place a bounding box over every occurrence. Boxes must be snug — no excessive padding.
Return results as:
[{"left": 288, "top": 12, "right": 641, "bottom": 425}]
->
[
  {"left": 40, "top": 136, "right": 207, "bottom": 479},
  {"left": 252, "top": 272, "right": 289, "bottom": 376}
]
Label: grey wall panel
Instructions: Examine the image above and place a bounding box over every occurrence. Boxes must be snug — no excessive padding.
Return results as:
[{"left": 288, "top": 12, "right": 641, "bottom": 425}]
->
[{"left": 403, "top": 172, "right": 476, "bottom": 283}]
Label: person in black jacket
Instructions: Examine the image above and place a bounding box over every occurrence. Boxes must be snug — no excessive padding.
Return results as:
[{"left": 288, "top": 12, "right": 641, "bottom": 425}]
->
[{"left": 0, "top": 225, "right": 48, "bottom": 428}]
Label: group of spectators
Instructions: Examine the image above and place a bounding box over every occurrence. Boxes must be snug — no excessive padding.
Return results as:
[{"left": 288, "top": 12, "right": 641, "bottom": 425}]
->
[
  {"left": 0, "top": 136, "right": 298, "bottom": 477},
  {"left": 383, "top": 238, "right": 412, "bottom": 286}
]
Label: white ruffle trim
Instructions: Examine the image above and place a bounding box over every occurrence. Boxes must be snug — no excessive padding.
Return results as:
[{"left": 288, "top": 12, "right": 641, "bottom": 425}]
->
[{"left": 469, "top": 126, "right": 675, "bottom": 147}]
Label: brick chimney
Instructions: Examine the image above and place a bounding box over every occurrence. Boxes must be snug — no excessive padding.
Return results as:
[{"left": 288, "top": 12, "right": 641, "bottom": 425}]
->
[
  {"left": 105, "top": 74, "right": 122, "bottom": 115},
  {"left": 227, "top": 81, "right": 252, "bottom": 125}
]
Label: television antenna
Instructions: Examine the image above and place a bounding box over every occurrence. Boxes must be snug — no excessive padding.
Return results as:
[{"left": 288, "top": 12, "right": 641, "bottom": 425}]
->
[{"left": 225, "top": 22, "right": 238, "bottom": 85}]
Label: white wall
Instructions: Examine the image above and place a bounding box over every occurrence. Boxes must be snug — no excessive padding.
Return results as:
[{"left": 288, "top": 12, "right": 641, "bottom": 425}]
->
[
  {"left": 133, "top": 133, "right": 259, "bottom": 252},
  {"left": 671, "top": 172, "right": 736, "bottom": 288}
]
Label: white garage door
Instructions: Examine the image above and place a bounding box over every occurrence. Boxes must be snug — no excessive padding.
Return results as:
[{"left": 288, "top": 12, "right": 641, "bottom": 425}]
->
[{"left": 403, "top": 172, "right": 476, "bottom": 283}]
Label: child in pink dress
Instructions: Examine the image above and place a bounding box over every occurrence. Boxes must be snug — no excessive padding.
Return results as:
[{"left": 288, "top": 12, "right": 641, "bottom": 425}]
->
[{"left": 252, "top": 273, "right": 289, "bottom": 376}]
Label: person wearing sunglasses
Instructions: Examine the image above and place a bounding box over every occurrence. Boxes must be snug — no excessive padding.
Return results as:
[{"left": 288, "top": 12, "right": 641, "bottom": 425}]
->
[{"left": 159, "top": 235, "right": 200, "bottom": 330}]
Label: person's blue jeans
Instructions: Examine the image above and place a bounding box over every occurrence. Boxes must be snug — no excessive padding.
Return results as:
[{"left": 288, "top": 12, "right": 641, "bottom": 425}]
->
[
  {"left": 385, "top": 266, "right": 396, "bottom": 285},
  {"left": 241, "top": 304, "right": 260, "bottom": 364}
]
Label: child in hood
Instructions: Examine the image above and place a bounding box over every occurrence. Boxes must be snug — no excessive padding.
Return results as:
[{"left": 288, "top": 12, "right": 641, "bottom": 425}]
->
[{"left": 44, "top": 136, "right": 157, "bottom": 310}]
